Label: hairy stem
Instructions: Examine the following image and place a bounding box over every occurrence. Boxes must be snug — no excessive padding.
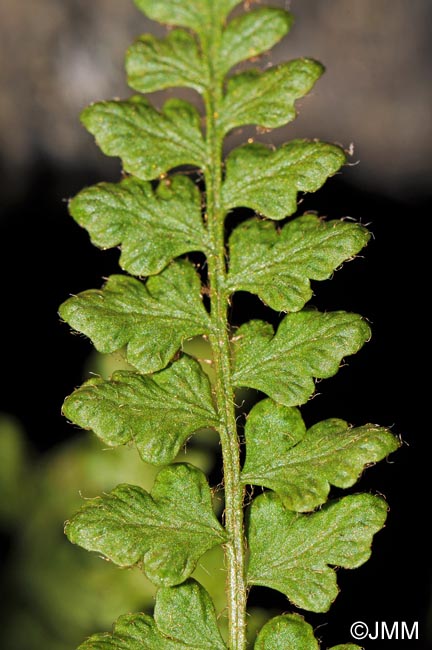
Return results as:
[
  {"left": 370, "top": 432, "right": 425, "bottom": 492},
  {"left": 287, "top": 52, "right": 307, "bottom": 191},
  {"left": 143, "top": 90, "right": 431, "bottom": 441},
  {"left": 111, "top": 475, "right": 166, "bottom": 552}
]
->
[{"left": 203, "top": 47, "right": 247, "bottom": 650}]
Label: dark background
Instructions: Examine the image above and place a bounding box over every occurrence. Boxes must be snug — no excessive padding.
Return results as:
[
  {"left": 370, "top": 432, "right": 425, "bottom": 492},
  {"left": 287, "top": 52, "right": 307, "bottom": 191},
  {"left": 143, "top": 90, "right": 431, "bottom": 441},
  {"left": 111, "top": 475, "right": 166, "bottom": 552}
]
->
[{"left": 0, "top": 0, "right": 431, "bottom": 648}]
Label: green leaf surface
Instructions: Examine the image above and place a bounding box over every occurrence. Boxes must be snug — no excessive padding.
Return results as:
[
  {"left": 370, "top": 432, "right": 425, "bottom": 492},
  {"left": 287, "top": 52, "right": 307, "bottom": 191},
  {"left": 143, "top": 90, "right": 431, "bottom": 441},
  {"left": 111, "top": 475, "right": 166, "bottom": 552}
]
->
[
  {"left": 69, "top": 175, "right": 208, "bottom": 277},
  {"left": 221, "top": 59, "right": 323, "bottom": 133},
  {"left": 134, "top": 0, "right": 241, "bottom": 36},
  {"left": 155, "top": 580, "right": 227, "bottom": 649},
  {"left": 63, "top": 356, "right": 219, "bottom": 466},
  {"left": 218, "top": 8, "right": 293, "bottom": 76},
  {"left": 78, "top": 580, "right": 226, "bottom": 649},
  {"left": 126, "top": 30, "right": 208, "bottom": 94},
  {"left": 247, "top": 492, "right": 387, "bottom": 612},
  {"left": 242, "top": 399, "right": 399, "bottom": 511},
  {"left": 81, "top": 97, "right": 206, "bottom": 180},
  {"left": 59, "top": 260, "right": 210, "bottom": 374},
  {"left": 223, "top": 141, "right": 346, "bottom": 220},
  {"left": 66, "top": 464, "right": 227, "bottom": 586},
  {"left": 232, "top": 312, "right": 370, "bottom": 406},
  {"left": 78, "top": 614, "right": 168, "bottom": 650},
  {"left": 254, "top": 615, "right": 361, "bottom": 650},
  {"left": 254, "top": 614, "right": 318, "bottom": 650},
  {"left": 227, "top": 215, "right": 370, "bottom": 312}
]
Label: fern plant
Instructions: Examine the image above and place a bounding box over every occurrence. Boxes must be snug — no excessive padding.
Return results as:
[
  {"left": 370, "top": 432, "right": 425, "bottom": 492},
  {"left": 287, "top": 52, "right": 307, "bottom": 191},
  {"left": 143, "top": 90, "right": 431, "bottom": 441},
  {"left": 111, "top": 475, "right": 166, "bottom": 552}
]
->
[{"left": 60, "top": 2, "right": 399, "bottom": 649}]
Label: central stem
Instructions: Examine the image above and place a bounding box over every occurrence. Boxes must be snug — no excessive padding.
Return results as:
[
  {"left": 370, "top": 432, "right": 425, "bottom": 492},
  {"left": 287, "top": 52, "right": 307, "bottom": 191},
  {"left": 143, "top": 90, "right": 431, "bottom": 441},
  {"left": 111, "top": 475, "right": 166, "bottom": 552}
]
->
[{"left": 203, "top": 60, "right": 247, "bottom": 650}]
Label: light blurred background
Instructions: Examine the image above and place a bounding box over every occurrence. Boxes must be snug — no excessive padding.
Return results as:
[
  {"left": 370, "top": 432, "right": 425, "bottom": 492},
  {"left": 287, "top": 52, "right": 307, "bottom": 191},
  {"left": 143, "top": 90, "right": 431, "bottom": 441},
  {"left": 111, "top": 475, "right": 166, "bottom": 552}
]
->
[
  {"left": 0, "top": 1, "right": 431, "bottom": 648},
  {"left": 1, "top": 0, "right": 431, "bottom": 199}
]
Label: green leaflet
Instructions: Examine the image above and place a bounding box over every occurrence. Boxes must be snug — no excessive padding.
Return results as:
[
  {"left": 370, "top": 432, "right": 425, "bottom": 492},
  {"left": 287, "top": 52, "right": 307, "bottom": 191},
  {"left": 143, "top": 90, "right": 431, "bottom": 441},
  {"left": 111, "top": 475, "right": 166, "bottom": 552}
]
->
[
  {"left": 242, "top": 399, "right": 399, "bottom": 512},
  {"left": 232, "top": 313, "right": 370, "bottom": 407},
  {"left": 222, "top": 141, "right": 346, "bottom": 220},
  {"left": 218, "top": 9, "right": 293, "bottom": 76},
  {"left": 155, "top": 580, "right": 226, "bottom": 649},
  {"left": 81, "top": 97, "right": 206, "bottom": 180},
  {"left": 63, "top": 356, "right": 219, "bottom": 466},
  {"left": 221, "top": 59, "right": 323, "bottom": 133},
  {"left": 255, "top": 614, "right": 318, "bottom": 650},
  {"left": 78, "top": 614, "right": 173, "bottom": 650},
  {"left": 59, "top": 260, "right": 210, "bottom": 374},
  {"left": 247, "top": 492, "right": 387, "bottom": 612},
  {"left": 69, "top": 175, "right": 208, "bottom": 277},
  {"left": 134, "top": 0, "right": 241, "bottom": 37},
  {"left": 126, "top": 30, "right": 208, "bottom": 94},
  {"left": 129, "top": 6, "right": 291, "bottom": 83},
  {"left": 254, "top": 615, "right": 361, "bottom": 650},
  {"left": 66, "top": 464, "right": 227, "bottom": 587},
  {"left": 78, "top": 579, "right": 227, "bottom": 649},
  {"left": 227, "top": 215, "right": 370, "bottom": 312}
]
